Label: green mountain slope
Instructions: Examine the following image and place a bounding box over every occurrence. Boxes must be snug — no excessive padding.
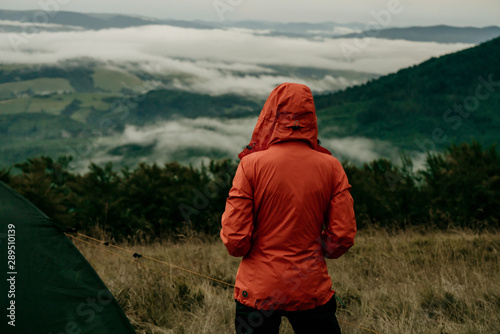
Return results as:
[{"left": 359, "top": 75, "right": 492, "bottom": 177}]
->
[{"left": 315, "top": 36, "right": 500, "bottom": 153}]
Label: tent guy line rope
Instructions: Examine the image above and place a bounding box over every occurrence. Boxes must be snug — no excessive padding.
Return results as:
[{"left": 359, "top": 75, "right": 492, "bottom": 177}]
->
[
  {"left": 66, "top": 234, "right": 149, "bottom": 269},
  {"left": 66, "top": 234, "right": 235, "bottom": 299},
  {"left": 66, "top": 232, "right": 381, "bottom": 334},
  {"left": 69, "top": 232, "right": 236, "bottom": 288}
]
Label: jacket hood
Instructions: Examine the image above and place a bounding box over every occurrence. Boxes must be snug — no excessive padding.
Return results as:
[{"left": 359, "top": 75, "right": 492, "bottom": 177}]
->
[{"left": 239, "top": 82, "right": 331, "bottom": 159}]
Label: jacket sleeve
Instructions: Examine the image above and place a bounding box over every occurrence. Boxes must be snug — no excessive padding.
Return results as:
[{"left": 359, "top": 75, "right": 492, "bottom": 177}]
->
[
  {"left": 321, "top": 163, "right": 357, "bottom": 259},
  {"left": 220, "top": 162, "right": 254, "bottom": 257}
]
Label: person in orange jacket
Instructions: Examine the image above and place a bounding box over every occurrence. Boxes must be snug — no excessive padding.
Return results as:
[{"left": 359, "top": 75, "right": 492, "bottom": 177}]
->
[{"left": 221, "top": 82, "right": 356, "bottom": 334}]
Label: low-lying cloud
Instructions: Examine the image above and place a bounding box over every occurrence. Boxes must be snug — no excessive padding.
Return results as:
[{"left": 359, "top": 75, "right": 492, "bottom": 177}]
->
[
  {"left": 322, "top": 137, "right": 401, "bottom": 164},
  {"left": 322, "top": 137, "right": 428, "bottom": 170},
  {"left": 0, "top": 19, "right": 81, "bottom": 29},
  {"left": 70, "top": 116, "right": 427, "bottom": 172},
  {"left": 72, "top": 117, "right": 257, "bottom": 171},
  {"left": 0, "top": 24, "right": 472, "bottom": 95}
]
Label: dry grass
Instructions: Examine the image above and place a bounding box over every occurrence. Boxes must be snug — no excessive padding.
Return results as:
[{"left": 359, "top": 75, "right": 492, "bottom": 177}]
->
[{"left": 71, "top": 229, "right": 500, "bottom": 334}]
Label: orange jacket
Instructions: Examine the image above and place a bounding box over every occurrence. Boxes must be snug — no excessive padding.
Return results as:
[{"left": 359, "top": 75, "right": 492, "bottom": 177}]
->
[{"left": 221, "top": 83, "right": 356, "bottom": 311}]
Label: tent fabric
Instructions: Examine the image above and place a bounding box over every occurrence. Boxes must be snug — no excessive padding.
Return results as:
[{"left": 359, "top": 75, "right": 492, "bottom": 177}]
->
[{"left": 0, "top": 181, "right": 136, "bottom": 334}]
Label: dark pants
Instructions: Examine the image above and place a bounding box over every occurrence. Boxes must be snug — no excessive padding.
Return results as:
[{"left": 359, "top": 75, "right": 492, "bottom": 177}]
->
[{"left": 235, "top": 295, "right": 341, "bottom": 334}]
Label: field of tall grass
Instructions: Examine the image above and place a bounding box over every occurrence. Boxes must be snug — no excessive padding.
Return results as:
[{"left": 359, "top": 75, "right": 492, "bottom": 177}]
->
[{"left": 70, "top": 228, "right": 500, "bottom": 334}]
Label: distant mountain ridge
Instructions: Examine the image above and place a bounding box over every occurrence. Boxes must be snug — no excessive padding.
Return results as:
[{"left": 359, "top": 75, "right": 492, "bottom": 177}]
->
[
  {"left": 0, "top": 10, "right": 361, "bottom": 36},
  {"left": 201, "top": 20, "right": 364, "bottom": 37},
  {"left": 0, "top": 9, "right": 213, "bottom": 30},
  {"left": 335, "top": 25, "right": 500, "bottom": 44},
  {"left": 1, "top": 10, "right": 499, "bottom": 44}
]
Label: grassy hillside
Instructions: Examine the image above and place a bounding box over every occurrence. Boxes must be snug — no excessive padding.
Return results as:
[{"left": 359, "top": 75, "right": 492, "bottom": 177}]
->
[
  {"left": 0, "top": 62, "right": 262, "bottom": 167},
  {"left": 0, "top": 78, "right": 74, "bottom": 99},
  {"left": 70, "top": 228, "right": 500, "bottom": 334},
  {"left": 92, "top": 68, "right": 144, "bottom": 93},
  {"left": 315, "top": 36, "right": 500, "bottom": 152}
]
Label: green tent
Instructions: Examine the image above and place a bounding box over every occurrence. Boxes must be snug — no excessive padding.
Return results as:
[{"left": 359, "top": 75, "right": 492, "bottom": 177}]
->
[{"left": 0, "top": 181, "right": 136, "bottom": 334}]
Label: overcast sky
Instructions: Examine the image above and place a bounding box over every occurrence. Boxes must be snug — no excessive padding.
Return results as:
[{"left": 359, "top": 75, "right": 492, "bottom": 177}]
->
[{"left": 0, "top": 0, "right": 498, "bottom": 27}]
